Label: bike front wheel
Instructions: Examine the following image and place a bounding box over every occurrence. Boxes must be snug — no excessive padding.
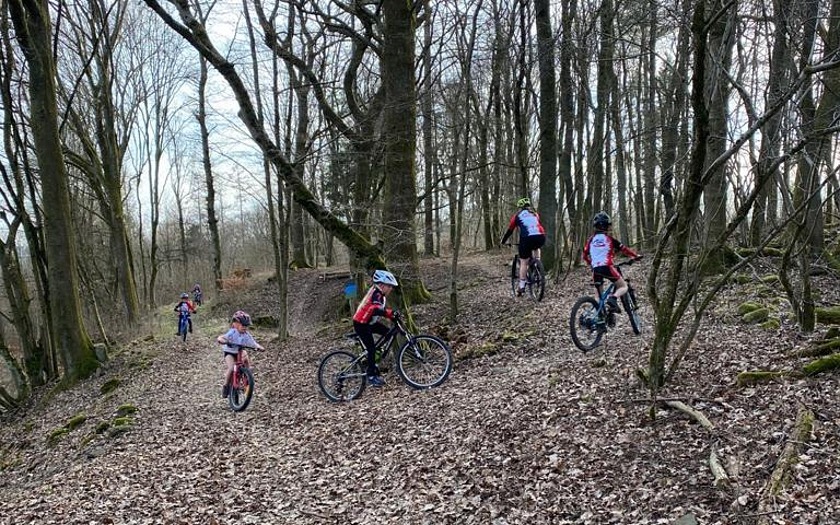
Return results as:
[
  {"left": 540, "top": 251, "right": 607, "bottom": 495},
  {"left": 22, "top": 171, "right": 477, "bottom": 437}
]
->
[
  {"left": 229, "top": 366, "right": 255, "bottom": 412},
  {"left": 528, "top": 260, "right": 546, "bottom": 302},
  {"left": 179, "top": 317, "right": 188, "bottom": 342},
  {"left": 622, "top": 289, "right": 643, "bottom": 335},
  {"left": 396, "top": 335, "right": 452, "bottom": 389},
  {"left": 317, "top": 350, "right": 366, "bottom": 402},
  {"left": 569, "top": 296, "right": 605, "bottom": 351}
]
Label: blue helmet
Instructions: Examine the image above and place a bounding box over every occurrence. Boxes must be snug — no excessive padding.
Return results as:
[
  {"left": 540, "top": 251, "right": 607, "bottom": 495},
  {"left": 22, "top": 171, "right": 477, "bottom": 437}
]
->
[{"left": 372, "top": 270, "right": 399, "bottom": 287}]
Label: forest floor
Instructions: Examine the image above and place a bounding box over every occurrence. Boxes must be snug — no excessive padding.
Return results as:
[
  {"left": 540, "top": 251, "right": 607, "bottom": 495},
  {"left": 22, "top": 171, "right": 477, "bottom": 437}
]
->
[{"left": 1, "top": 250, "right": 838, "bottom": 525}]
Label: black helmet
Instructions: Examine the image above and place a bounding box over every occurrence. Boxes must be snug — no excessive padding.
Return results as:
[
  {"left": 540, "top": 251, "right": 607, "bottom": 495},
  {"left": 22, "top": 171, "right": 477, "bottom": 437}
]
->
[{"left": 593, "top": 211, "right": 611, "bottom": 230}]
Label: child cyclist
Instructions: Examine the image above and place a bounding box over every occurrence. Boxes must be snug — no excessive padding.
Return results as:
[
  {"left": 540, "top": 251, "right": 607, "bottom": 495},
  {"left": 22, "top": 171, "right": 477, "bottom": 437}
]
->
[
  {"left": 174, "top": 292, "right": 197, "bottom": 334},
  {"left": 583, "top": 212, "right": 641, "bottom": 313},
  {"left": 217, "top": 310, "right": 264, "bottom": 398},
  {"left": 500, "top": 197, "right": 546, "bottom": 296},
  {"left": 353, "top": 270, "right": 400, "bottom": 387}
]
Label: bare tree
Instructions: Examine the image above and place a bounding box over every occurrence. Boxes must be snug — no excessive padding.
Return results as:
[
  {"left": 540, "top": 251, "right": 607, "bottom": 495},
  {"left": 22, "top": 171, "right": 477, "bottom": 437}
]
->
[
  {"left": 534, "top": 0, "right": 558, "bottom": 272},
  {"left": 59, "top": 0, "right": 143, "bottom": 325},
  {"left": 8, "top": 0, "right": 99, "bottom": 382}
]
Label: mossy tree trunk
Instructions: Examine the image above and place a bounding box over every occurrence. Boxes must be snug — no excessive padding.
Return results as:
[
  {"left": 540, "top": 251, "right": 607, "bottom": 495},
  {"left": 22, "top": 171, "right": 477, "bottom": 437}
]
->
[
  {"left": 9, "top": 0, "right": 99, "bottom": 383},
  {"left": 0, "top": 223, "right": 47, "bottom": 387},
  {"left": 380, "top": 0, "right": 429, "bottom": 304},
  {"left": 0, "top": 321, "right": 28, "bottom": 410}
]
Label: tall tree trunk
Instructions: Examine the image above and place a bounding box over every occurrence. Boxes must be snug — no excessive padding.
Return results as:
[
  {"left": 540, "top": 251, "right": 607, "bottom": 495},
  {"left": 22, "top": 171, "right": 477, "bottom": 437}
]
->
[
  {"left": 658, "top": 0, "right": 691, "bottom": 223},
  {"left": 535, "top": 0, "right": 558, "bottom": 272},
  {"left": 0, "top": 226, "right": 46, "bottom": 387},
  {"left": 197, "top": 55, "right": 223, "bottom": 296},
  {"left": 559, "top": 0, "right": 577, "bottom": 248},
  {"left": 422, "top": 0, "right": 436, "bottom": 256},
  {"left": 701, "top": 0, "right": 736, "bottom": 272},
  {"left": 647, "top": 0, "right": 710, "bottom": 397},
  {"left": 381, "top": 0, "right": 427, "bottom": 301},
  {"left": 9, "top": 0, "right": 98, "bottom": 383},
  {"left": 750, "top": 0, "right": 792, "bottom": 246},
  {"left": 642, "top": 0, "right": 658, "bottom": 248}
]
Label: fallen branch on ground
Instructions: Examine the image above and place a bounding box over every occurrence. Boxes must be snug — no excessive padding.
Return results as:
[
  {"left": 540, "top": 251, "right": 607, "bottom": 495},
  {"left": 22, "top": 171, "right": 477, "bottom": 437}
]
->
[{"left": 756, "top": 407, "right": 814, "bottom": 525}]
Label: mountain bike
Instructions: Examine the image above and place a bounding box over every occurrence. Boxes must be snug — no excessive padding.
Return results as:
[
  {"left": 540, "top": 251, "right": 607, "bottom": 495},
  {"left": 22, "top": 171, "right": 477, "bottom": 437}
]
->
[
  {"left": 569, "top": 259, "right": 643, "bottom": 351},
  {"left": 507, "top": 243, "right": 545, "bottom": 302},
  {"left": 176, "top": 310, "right": 191, "bottom": 342},
  {"left": 317, "top": 315, "right": 453, "bottom": 402},
  {"left": 224, "top": 344, "right": 257, "bottom": 412}
]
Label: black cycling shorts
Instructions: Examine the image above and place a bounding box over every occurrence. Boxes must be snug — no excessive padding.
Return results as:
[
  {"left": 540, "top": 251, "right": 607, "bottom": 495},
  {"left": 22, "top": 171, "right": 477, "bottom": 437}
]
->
[
  {"left": 592, "top": 265, "right": 623, "bottom": 284},
  {"left": 519, "top": 234, "right": 546, "bottom": 259}
]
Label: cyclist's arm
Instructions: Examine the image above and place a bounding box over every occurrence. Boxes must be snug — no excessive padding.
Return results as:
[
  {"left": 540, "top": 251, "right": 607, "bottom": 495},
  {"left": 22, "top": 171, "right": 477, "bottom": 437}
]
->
[
  {"left": 612, "top": 236, "right": 639, "bottom": 259},
  {"left": 500, "top": 214, "right": 517, "bottom": 245}
]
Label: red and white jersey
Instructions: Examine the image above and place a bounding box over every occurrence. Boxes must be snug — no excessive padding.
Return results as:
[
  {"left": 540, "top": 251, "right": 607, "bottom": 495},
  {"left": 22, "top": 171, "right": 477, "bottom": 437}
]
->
[
  {"left": 507, "top": 209, "right": 546, "bottom": 238},
  {"left": 583, "top": 233, "right": 638, "bottom": 268}
]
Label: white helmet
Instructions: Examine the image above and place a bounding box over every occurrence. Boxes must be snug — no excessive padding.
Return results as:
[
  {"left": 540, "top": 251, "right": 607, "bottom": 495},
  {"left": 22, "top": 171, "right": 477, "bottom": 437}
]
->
[{"left": 372, "top": 269, "right": 399, "bottom": 287}]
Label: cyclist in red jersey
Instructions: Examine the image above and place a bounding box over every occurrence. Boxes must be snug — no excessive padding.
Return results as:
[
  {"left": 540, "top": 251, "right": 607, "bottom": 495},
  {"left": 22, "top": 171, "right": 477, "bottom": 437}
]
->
[
  {"left": 501, "top": 197, "right": 546, "bottom": 296},
  {"left": 174, "top": 292, "right": 197, "bottom": 334},
  {"left": 352, "top": 270, "right": 400, "bottom": 387},
  {"left": 583, "top": 212, "right": 640, "bottom": 312}
]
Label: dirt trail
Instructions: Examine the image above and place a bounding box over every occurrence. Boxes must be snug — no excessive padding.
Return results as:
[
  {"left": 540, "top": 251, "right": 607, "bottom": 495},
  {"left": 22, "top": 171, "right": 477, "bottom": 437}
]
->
[{"left": 1, "top": 252, "right": 838, "bottom": 524}]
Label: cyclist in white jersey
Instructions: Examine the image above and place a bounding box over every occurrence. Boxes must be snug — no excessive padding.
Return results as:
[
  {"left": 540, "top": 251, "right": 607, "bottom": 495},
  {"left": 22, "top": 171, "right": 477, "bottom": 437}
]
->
[
  {"left": 501, "top": 197, "right": 546, "bottom": 295},
  {"left": 582, "top": 212, "right": 640, "bottom": 312}
]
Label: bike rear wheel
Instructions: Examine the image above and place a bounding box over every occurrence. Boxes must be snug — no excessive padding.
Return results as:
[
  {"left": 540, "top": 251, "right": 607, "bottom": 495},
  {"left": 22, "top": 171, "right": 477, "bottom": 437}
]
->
[
  {"left": 228, "top": 366, "right": 255, "bottom": 412},
  {"left": 510, "top": 255, "right": 520, "bottom": 296},
  {"left": 317, "top": 350, "right": 366, "bottom": 402},
  {"left": 569, "top": 296, "right": 605, "bottom": 351},
  {"left": 396, "top": 335, "right": 452, "bottom": 389},
  {"left": 528, "top": 260, "right": 545, "bottom": 302},
  {"left": 622, "top": 288, "right": 642, "bottom": 335}
]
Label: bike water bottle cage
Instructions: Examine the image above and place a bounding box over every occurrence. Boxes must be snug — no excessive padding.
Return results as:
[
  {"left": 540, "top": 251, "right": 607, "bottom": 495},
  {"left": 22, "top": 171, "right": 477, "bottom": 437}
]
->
[{"left": 372, "top": 269, "right": 399, "bottom": 287}]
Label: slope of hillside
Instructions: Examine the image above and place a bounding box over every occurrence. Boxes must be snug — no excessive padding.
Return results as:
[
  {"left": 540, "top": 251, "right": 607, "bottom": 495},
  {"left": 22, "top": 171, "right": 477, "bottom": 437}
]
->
[{"left": 1, "top": 250, "right": 837, "bottom": 524}]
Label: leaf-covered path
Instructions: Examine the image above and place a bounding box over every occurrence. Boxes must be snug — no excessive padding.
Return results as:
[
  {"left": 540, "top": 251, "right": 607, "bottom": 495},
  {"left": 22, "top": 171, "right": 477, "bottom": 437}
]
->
[{"left": 2, "top": 252, "right": 838, "bottom": 524}]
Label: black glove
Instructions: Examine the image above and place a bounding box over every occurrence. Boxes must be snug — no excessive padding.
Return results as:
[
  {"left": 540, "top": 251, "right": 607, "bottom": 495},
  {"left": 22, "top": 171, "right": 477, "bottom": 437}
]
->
[{"left": 392, "top": 309, "right": 402, "bottom": 321}]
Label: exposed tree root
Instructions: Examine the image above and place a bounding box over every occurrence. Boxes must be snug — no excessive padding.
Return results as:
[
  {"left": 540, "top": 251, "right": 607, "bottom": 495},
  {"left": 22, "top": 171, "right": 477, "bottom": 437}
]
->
[
  {"left": 708, "top": 442, "right": 730, "bottom": 488},
  {"left": 756, "top": 407, "right": 815, "bottom": 525},
  {"left": 665, "top": 400, "right": 715, "bottom": 430}
]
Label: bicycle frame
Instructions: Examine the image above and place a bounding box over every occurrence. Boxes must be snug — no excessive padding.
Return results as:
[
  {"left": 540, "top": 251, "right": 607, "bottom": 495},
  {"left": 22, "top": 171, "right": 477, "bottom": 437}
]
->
[
  {"left": 509, "top": 243, "right": 545, "bottom": 301},
  {"left": 232, "top": 352, "right": 248, "bottom": 387},
  {"left": 177, "top": 311, "right": 190, "bottom": 340},
  {"left": 590, "top": 260, "right": 635, "bottom": 311},
  {"left": 347, "top": 318, "right": 408, "bottom": 366}
]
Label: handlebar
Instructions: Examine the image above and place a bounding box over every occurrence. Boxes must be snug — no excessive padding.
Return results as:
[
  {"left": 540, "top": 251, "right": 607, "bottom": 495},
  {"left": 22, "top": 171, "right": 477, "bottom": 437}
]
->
[
  {"left": 218, "top": 340, "right": 263, "bottom": 351},
  {"left": 616, "top": 256, "right": 643, "bottom": 268}
]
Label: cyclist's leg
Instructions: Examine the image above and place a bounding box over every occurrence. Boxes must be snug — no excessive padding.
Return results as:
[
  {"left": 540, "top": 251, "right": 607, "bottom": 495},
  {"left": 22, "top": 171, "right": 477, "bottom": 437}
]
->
[
  {"left": 517, "top": 240, "right": 531, "bottom": 289},
  {"left": 610, "top": 266, "right": 628, "bottom": 299},
  {"left": 354, "top": 321, "right": 379, "bottom": 377},
  {"left": 531, "top": 234, "right": 545, "bottom": 261},
  {"left": 223, "top": 352, "right": 236, "bottom": 396}
]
